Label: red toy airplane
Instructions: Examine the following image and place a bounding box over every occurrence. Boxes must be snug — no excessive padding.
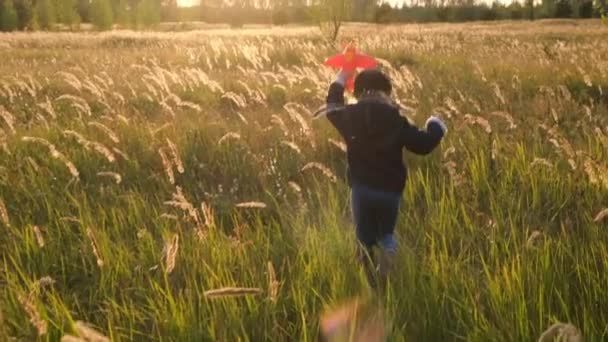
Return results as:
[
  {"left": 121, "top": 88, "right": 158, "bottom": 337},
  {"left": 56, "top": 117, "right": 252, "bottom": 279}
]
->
[{"left": 324, "top": 44, "right": 378, "bottom": 92}]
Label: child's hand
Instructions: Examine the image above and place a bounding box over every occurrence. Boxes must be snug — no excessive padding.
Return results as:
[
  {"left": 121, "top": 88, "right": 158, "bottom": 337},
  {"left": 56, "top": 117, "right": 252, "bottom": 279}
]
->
[
  {"left": 335, "top": 69, "right": 354, "bottom": 87},
  {"left": 425, "top": 116, "right": 448, "bottom": 135}
]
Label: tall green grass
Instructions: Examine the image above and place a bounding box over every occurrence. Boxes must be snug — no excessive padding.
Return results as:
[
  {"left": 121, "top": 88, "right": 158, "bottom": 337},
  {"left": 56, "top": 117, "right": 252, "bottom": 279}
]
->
[{"left": 0, "top": 22, "right": 607, "bottom": 341}]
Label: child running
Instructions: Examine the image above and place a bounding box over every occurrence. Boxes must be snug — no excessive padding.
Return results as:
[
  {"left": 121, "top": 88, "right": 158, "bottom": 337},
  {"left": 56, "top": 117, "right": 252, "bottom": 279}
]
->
[{"left": 323, "top": 68, "right": 447, "bottom": 287}]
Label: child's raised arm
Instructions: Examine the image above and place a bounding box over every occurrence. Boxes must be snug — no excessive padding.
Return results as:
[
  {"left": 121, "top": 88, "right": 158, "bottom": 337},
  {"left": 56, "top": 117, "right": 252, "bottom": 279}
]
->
[
  {"left": 326, "top": 70, "right": 350, "bottom": 108},
  {"left": 324, "top": 70, "right": 352, "bottom": 137},
  {"left": 401, "top": 116, "right": 447, "bottom": 155}
]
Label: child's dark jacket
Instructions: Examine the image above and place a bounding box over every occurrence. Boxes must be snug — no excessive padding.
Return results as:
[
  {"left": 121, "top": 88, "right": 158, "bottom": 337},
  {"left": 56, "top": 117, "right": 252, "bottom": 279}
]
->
[{"left": 326, "top": 82, "right": 444, "bottom": 193}]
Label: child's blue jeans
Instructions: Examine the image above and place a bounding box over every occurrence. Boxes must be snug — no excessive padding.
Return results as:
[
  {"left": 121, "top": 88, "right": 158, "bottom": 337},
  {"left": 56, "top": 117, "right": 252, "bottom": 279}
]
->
[{"left": 350, "top": 183, "right": 401, "bottom": 253}]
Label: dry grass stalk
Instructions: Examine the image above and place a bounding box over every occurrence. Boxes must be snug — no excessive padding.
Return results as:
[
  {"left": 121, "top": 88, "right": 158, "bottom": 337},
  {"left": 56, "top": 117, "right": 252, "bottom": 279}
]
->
[
  {"left": 64, "top": 130, "right": 116, "bottom": 163},
  {"left": 111, "top": 147, "right": 130, "bottom": 161},
  {"left": 158, "top": 101, "right": 176, "bottom": 118},
  {"left": 218, "top": 132, "right": 241, "bottom": 145},
  {"left": 538, "top": 322, "right": 582, "bottom": 342},
  {"left": 160, "top": 213, "right": 178, "bottom": 220},
  {"left": 158, "top": 148, "right": 175, "bottom": 184},
  {"left": 443, "top": 161, "right": 464, "bottom": 186},
  {"left": 328, "top": 138, "right": 347, "bottom": 153},
  {"left": 56, "top": 71, "right": 83, "bottom": 92},
  {"left": 166, "top": 138, "right": 184, "bottom": 174},
  {"left": 97, "top": 172, "right": 122, "bottom": 184},
  {"left": 489, "top": 111, "right": 517, "bottom": 129},
  {"left": 284, "top": 103, "right": 311, "bottom": 137},
  {"left": 593, "top": 208, "right": 608, "bottom": 223},
  {"left": 287, "top": 181, "right": 302, "bottom": 193},
  {"left": 61, "top": 321, "right": 109, "bottom": 342},
  {"left": 235, "top": 202, "right": 267, "bottom": 209},
  {"left": 178, "top": 101, "right": 201, "bottom": 112},
  {"left": 526, "top": 230, "right": 543, "bottom": 248},
  {"left": 0, "top": 197, "right": 9, "bottom": 226},
  {"left": 17, "top": 293, "right": 47, "bottom": 336},
  {"left": 0, "top": 105, "right": 17, "bottom": 134},
  {"left": 280, "top": 141, "right": 302, "bottom": 154},
  {"left": 22, "top": 137, "right": 80, "bottom": 178},
  {"left": 200, "top": 202, "right": 216, "bottom": 230},
  {"left": 221, "top": 91, "right": 246, "bottom": 108},
  {"left": 270, "top": 115, "right": 289, "bottom": 135},
  {"left": 163, "top": 234, "right": 179, "bottom": 274},
  {"left": 88, "top": 121, "right": 120, "bottom": 143},
  {"left": 204, "top": 287, "right": 263, "bottom": 298},
  {"left": 23, "top": 276, "right": 56, "bottom": 312},
  {"left": 301, "top": 162, "right": 337, "bottom": 183},
  {"left": 73, "top": 320, "right": 110, "bottom": 342},
  {"left": 33, "top": 225, "right": 45, "bottom": 247},
  {"left": 267, "top": 261, "right": 279, "bottom": 303},
  {"left": 151, "top": 123, "right": 172, "bottom": 136},
  {"left": 86, "top": 228, "right": 104, "bottom": 268},
  {"left": 28, "top": 276, "right": 55, "bottom": 299},
  {"left": 165, "top": 186, "right": 201, "bottom": 227},
  {"left": 491, "top": 139, "right": 498, "bottom": 161},
  {"left": 531, "top": 158, "right": 553, "bottom": 168},
  {"left": 443, "top": 146, "right": 456, "bottom": 159},
  {"left": 235, "top": 112, "right": 248, "bottom": 124},
  {"left": 444, "top": 97, "right": 460, "bottom": 115},
  {"left": 56, "top": 95, "right": 91, "bottom": 116},
  {"left": 463, "top": 114, "right": 493, "bottom": 134},
  {"left": 24, "top": 157, "right": 40, "bottom": 172},
  {"left": 492, "top": 83, "right": 506, "bottom": 105},
  {"left": 64, "top": 130, "right": 89, "bottom": 148},
  {"left": 583, "top": 159, "right": 599, "bottom": 185}
]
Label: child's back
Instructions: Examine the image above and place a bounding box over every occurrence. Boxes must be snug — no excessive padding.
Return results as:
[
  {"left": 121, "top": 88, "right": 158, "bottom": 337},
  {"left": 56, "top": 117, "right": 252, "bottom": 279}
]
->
[{"left": 326, "top": 72, "right": 445, "bottom": 193}]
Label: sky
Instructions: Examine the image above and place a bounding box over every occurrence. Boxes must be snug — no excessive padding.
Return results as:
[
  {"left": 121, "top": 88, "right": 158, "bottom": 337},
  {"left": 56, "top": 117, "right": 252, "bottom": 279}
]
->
[{"left": 177, "top": 0, "right": 198, "bottom": 7}]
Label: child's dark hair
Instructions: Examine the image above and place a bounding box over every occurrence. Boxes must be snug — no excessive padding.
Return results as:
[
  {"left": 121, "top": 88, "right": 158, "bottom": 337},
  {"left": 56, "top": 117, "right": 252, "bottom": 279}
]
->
[{"left": 354, "top": 69, "right": 392, "bottom": 99}]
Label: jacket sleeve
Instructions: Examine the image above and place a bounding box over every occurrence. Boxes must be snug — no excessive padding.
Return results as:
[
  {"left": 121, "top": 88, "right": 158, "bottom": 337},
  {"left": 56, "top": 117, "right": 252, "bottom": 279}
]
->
[
  {"left": 325, "top": 82, "right": 349, "bottom": 137},
  {"left": 400, "top": 118, "right": 445, "bottom": 155}
]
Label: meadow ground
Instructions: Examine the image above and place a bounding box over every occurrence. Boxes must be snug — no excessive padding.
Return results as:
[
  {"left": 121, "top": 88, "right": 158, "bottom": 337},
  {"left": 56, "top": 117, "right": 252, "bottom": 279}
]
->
[{"left": 0, "top": 20, "right": 607, "bottom": 341}]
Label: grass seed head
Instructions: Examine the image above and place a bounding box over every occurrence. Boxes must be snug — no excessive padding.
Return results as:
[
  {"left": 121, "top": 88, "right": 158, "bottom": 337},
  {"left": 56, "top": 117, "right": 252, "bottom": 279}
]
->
[
  {"left": 17, "top": 293, "right": 47, "bottom": 336},
  {"left": 218, "top": 132, "right": 241, "bottom": 145},
  {"left": 301, "top": 162, "right": 337, "bottom": 183},
  {"left": 73, "top": 320, "right": 110, "bottom": 342},
  {"left": 0, "top": 198, "right": 9, "bottom": 227},
  {"left": 158, "top": 147, "right": 175, "bottom": 184},
  {"left": 163, "top": 233, "right": 179, "bottom": 274},
  {"left": 97, "top": 172, "right": 122, "bottom": 184},
  {"left": 166, "top": 138, "right": 184, "bottom": 174},
  {"left": 593, "top": 208, "right": 608, "bottom": 223},
  {"left": 86, "top": 228, "right": 104, "bottom": 268},
  {"left": 235, "top": 202, "right": 267, "bottom": 209},
  {"left": 204, "top": 287, "right": 263, "bottom": 298},
  {"left": 526, "top": 230, "right": 544, "bottom": 248},
  {"left": 267, "top": 261, "right": 279, "bottom": 303},
  {"left": 33, "top": 225, "right": 45, "bottom": 247},
  {"left": 538, "top": 322, "right": 582, "bottom": 342}
]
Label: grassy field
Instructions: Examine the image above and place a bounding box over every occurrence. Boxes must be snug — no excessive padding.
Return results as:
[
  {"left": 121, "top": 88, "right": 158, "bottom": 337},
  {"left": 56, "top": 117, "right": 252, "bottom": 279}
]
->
[{"left": 0, "top": 20, "right": 607, "bottom": 341}]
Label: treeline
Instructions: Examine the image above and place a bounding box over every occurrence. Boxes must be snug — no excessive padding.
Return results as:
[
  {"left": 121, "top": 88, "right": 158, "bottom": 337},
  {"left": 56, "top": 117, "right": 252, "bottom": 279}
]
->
[
  {"left": 0, "top": 0, "right": 606, "bottom": 31},
  {"left": 375, "top": 0, "right": 605, "bottom": 23},
  {"left": 0, "top": 0, "right": 177, "bottom": 31},
  {"left": 191, "top": 0, "right": 606, "bottom": 26}
]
